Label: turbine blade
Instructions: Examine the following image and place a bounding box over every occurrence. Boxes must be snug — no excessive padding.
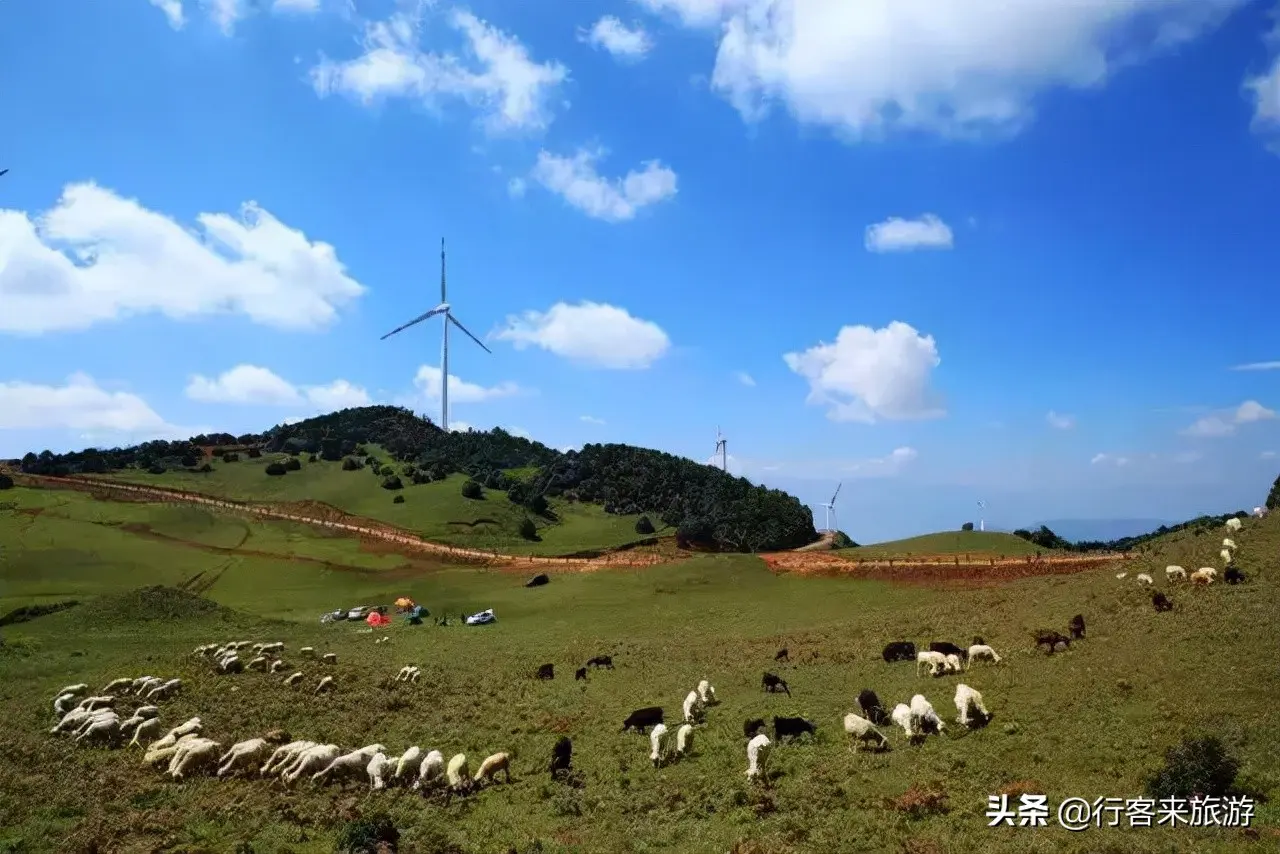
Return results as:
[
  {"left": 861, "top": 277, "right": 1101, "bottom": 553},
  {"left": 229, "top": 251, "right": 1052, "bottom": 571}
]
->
[
  {"left": 379, "top": 304, "right": 448, "bottom": 340},
  {"left": 447, "top": 313, "right": 492, "bottom": 353}
]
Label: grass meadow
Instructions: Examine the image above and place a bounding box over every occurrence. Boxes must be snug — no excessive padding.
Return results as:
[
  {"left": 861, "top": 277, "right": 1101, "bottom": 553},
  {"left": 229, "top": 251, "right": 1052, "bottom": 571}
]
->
[
  {"left": 1, "top": 486, "right": 1278, "bottom": 853},
  {"left": 838, "top": 531, "right": 1061, "bottom": 560}
]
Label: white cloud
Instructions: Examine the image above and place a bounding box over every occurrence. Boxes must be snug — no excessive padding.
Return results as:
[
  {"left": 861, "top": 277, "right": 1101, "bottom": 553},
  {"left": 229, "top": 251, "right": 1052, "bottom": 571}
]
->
[
  {"left": 845, "top": 446, "right": 918, "bottom": 477},
  {"left": 149, "top": 0, "right": 185, "bottom": 28},
  {"left": 273, "top": 0, "right": 319, "bottom": 13},
  {"left": 734, "top": 371, "right": 756, "bottom": 387},
  {"left": 1230, "top": 360, "right": 1280, "bottom": 371},
  {"left": 507, "top": 177, "right": 527, "bottom": 198},
  {"left": 1262, "top": 450, "right": 1277, "bottom": 459},
  {"left": 1244, "top": 54, "right": 1280, "bottom": 152},
  {"left": 1091, "top": 452, "right": 1130, "bottom": 467},
  {"left": 494, "top": 301, "right": 671, "bottom": 369},
  {"left": 635, "top": 0, "right": 1245, "bottom": 139},
  {"left": 201, "top": 0, "right": 246, "bottom": 35},
  {"left": 0, "top": 182, "right": 365, "bottom": 335},
  {"left": 448, "top": 420, "right": 476, "bottom": 433},
  {"left": 0, "top": 373, "right": 189, "bottom": 437},
  {"left": 412, "top": 365, "right": 524, "bottom": 404},
  {"left": 1182, "top": 400, "right": 1277, "bottom": 438},
  {"left": 580, "top": 415, "right": 606, "bottom": 425},
  {"left": 504, "top": 425, "right": 531, "bottom": 439},
  {"left": 310, "top": 9, "right": 569, "bottom": 134},
  {"left": 530, "top": 149, "right": 677, "bottom": 222},
  {"left": 185, "top": 364, "right": 371, "bottom": 410},
  {"left": 783, "top": 321, "right": 944, "bottom": 423},
  {"left": 1046, "top": 410, "right": 1076, "bottom": 430},
  {"left": 865, "top": 214, "right": 954, "bottom": 253},
  {"left": 579, "top": 16, "right": 654, "bottom": 61}
]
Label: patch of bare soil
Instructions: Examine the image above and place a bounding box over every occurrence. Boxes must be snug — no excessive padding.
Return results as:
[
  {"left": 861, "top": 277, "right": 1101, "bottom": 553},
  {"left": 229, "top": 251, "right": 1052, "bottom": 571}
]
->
[{"left": 759, "top": 550, "right": 1130, "bottom": 586}]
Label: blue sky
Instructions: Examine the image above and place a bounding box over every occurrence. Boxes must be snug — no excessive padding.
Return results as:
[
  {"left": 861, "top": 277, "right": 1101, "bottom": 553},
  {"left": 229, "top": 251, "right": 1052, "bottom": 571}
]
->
[{"left": 3, "top": 0, "right": 1280, "bottom": 542}]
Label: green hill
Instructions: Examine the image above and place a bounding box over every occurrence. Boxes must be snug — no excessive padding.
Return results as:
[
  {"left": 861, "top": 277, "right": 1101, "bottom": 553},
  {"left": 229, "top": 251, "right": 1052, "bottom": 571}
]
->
[{"left": 838, "top": 529, "right": 1062, "bottom": 558}]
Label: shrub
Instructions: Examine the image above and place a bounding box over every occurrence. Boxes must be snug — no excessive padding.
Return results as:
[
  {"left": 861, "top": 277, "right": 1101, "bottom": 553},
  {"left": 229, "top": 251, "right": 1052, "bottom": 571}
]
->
[
  {"left": 393, "top": 495, "right": 405, "bottom": 504},
  {"left": 0, "top": 473, "right": 13, "bottom": 490},
  {"left": 284, "top": 457, "right": 301, "bottom": 471},
  {"left": 147, "top": 465, "right": 166, "bottom": 475},
  {"left": 1146, "top": 736, "right": 1240, "bottom": 800},
  {"left": 381, "top": 475, "right": 403, "bottom": 491},
  {"left": 222, "top": 452, "right": 240, "bottom": 463},
  {"left": 1268, "top": 473, "right": 1280, "bottom": 511},
  {"left": 518, "top": 517, "right": 538, "bottom": 540},
  {"left": 411, "top": 471, "right": 431, "bottom": 485},
  {"left": 341, "top": 457, "right": 363, "bottom": 471},
  {"left": 961, "top": 522, "right": 974, "bottom": 532},
  {"left": 635, "top": 515, "right": 655, "bottom": 535},
  {"left": 179, "top": 454, "right": 198, "bottom": 468},
  {"left": 507, "top": 483, "right": 527, "bottom": 505},
  {"left": 308, "top": 454, "right": 318, "bottom": 463},
  {"left": 264, "top": 462, "right": 287, "bottom": 476},
  {"left": 247, "top": 447, "right": 262, "bottom": 459},
  {"left": 527, "top": 493, "right": 548, "bottom": 515},
  {"left": 334, "top": 812, "right": 400, "bottom": 854},
  {"left": 461, "top": 480, "right": 483, "bottom": 500},
  {"left": 197, "top": 463, "right": 213, "bottom": 473}
]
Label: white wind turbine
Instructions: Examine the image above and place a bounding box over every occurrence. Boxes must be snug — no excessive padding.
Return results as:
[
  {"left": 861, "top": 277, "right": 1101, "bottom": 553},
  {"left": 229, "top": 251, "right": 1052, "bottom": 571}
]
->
[
  {"left": 714, "top": 427, "right": 728, "bottom": 472},
  {"left": 821, "top": 482, "right": 842, "bottom": 533},
  {"left": 380, "top": 238, "right": 491, "bottom": 432},
  {"left": 977, "top": 500, "right": 986, "bottom": 532}
]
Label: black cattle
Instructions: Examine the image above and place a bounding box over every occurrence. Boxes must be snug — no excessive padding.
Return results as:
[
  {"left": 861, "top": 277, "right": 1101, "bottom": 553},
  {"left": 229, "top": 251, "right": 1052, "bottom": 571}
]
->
[
  {"left": 857, "top": 689, "right": 890, "bottom": 726},
  {"left": 1152, "top": 592, "right": 1173, "bottom": 612},
  {"left": 773, "top": 716, "right": 816, "bottom": 741},
  {"left": 621, "top": 706, "right": 664, "bottom": 733},
  {"left": 1226, "top": 566, "right": 1245, "bottom": 585},
  {"left": 761, "top": 672, "right": 791, "bottom": 696},
  {"left": 744, "top": 717, "right": 766, "bottom": 738},
  {"left": 1034, "top": 630, "right": 1071, "bottom": 654},
  {"left": 525, "top": 573, "right": 549, "bottom": 588},
  {"left": 929, "top": 641, "right": 968, "bottom": 661},
  {"left": 574, "top": 667, "right": 587, "bottom": 681},
  {"left": 1068, "top": 614, "right": 1086, "bottom": 640},
  {"left": 536, "top": 663, "right": 554, "bottom": 680},
  {"left": 882, "top": 641, "right": 916, "bottom": 663},
  {"left": 586, "top": 655, "right": 614, "bottom": 670},
  {"left": 550, "top": 736, "right": 572, "bottom": 778},
  {"left": 775, "top": 648, "right": 790, "bottom": 663}
]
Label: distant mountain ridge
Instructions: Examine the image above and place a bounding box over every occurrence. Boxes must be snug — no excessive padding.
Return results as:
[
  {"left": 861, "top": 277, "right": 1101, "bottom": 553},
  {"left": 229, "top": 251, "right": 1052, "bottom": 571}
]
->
[{"left": 1030, "top": 518, "right": 1178, "bottom": 544}]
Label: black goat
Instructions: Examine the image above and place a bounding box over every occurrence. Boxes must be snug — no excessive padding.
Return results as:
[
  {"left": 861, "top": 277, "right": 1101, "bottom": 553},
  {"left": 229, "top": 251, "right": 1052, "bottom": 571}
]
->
[
  {"left": 1226, "top": 566, "right": 1245, "bottom": 585},
  {"left": 743, "top": 717, "right": 766, "bottom": 738},
  {"left": 621, "top": 706, "right": 664, "bottom": 733},
  {"left": 1152, "top": 591, "right": 1173, "bottom": 612},
  {"left": 857, "top": 689, "right": 890, "bottom": 726},
  {"left": 929, "top": 641, "right": 968, "bottom": 661},
  {"left": 761, "top": 672, "right": 791, "bottom": 696},
  {"left": 882, "top": 641, "right": 916, "bottom": 663},
  {"left": 773, "top": 715, "right": 816, "bottom": 741},
  {"left": 586, "top": 655, "right": 614, "bottom": 670},
  {"left": 774, "top": 647, "right": 790, "bottom": 663},
  {"left": 535, "top": 663, "right": 554, "bottom": 680},
  {"left": 1068, "top": 614, "right": 1086, "bottom": 640},
  {"left": 574, "top": 667, "right": 587, "bottom": 681},
  {"left": 1033, "top": 630, "right": 1071, "bottom": 654},
  {"left": 550, "top": 736, "right": 572, "bottom": 778},
  {"left": 525, "top": 573, "right": 549, "bottom": 588}
]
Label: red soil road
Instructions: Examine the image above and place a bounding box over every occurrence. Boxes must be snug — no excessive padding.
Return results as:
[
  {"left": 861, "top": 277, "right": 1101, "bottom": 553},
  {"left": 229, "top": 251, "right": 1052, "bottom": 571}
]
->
[{"left": 760, "top": 549, "right": 1131, "bottom": 584}]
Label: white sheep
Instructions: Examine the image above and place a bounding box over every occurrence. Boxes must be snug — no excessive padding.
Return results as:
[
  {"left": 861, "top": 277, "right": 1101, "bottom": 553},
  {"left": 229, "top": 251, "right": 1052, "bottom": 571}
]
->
[
  {"left": 412, "top": 750, "right": 446, "bottom": 791},
  {"left": 375, "top": 636, "right": 390, "bottom": 645},
  {"left": 943, "top": 654, "right": 963, "bottom": 675},
  {"left": 282, "top": 744, "right": 341, "bottom": 783},
  {"left": 697, "top": 679, "right": 717, "bottom": 705},
  {"left": 954, "top": 683, "right": 991, "bottom": 728},
  {"left": 1116, "top": 572, "right": 1128, "bottom": 579},
  {"left": 394, "top": 746, "right": 423, "bottom": 784},
  {"left": 53, "top": 693, "right": 78, "bottom": 717},
  {"left": 842, "top": 713, "right": 888, "bottom": 751},
  {"left": 149, "top": 717, "right": 203, "bottom": 751},
  {"left": 132, "top": 677, "right": 162, "bottom": 694},
  {"left": 1165, "top": 565, "right": 1187, "bottom": 581},
  {"left": 367, "top": 752, "right": 394, "bottom": 790},
  {"left": 217, "top": 738, "right": 272, "bottom": 777},
  {"left": 55, "top": 683, "right": 89, "bottom": 698},
  {"left": 260, "top": 642, "right": 284, "bottom": 654},
  {"left": 890, "top": 703, "right": 917, "bottom": 739},
  {"left": 261, "top": 741, "right": 316, "bottom": 776},
  {"left": 473, "top": 751, "right": 511, "bottom": 786},
  {"left": 446, "top": 753, "right": 470, "bottom": 791},
  {"left": 1226, "top": 517, "right": 1242, "bottom": 532},
  {"left": 145, "top": 733, "right": 199, "bottom": 767},
  {"left": 300, "top": 647, "right": 316, "bottom": 657},
  {"left": 170, "top": 738, "right": 222, "bottom": 780},
  {"left": 682, "top": 690, "right": 703, "bottom": 723},
  {"left": 1252, "top": 506, "right": 1267, "bottom": 518},
  {"left": 1136, "top": 573, "right": 1154, "bottom": 585},
  {"left": 966, "top": 644, "right": 1002, "bottom": 667},
  {"left": 1191, "top": 567, "right": 1217, "bottom": 585},
  {"left": 395, "top": 665, "right": 420, "bottom": 682},
  {"left": 270, "top": 659, "right": 287, "bottom": 674},
  {"left": 72, "top": 709, "right": 118, "bottom": 736},
  {"left": 128, "top": 717, "right": 163, "bottom": 747},
  {"left": 101, "top": 678, "right": 134, "bottom": 695},
  {"left": 315, "top": 675, "right": 335, "bottom": 695},
  {"left": 745, "top": 732, "right": 772, "bottom": 780},
  {"left": 76, "top": 695, "right": 116, "bottom": 712},
  {"left": 1222, "top": 538, "right": 1238, "bottom": 551},
  {"left": 218, "top": 655, "right": 243, "bottom": 674},
  {"left": 675, "top": 723, "right": 694, "bottom": 758},
  {"left": 321, "top": 653, "right": 337, "bottom": 664},
  {"left": 284, "top": 671, "right": 304, "bottom": 687},
  {"left": 51, "top": 708, "right": 97, "bottom": 734},
  {"left": 910, "top": 694, "right": 946, "bottom": 734},
  {"left": 134, "top": 705, "right": 159, "bottom": 719},
  {"left": 313, "top": 745, "right": 389, "bottom": 784},
  {"left": 247, "top": 656, "right": 269, "bottom": 672},
  {"left": 1220, "top": 549, "right": 1233, "bottom": 564},
  {"left": 649, "top": 723, "right": 670, "bottom": 768},
  {"left": 916, "top": 650, "right": 947, "bottom": 677},
  {"left": 146, "top": 678, "right": 182, "bottom": 701},
  {"left": 76, "top": 716, "right": 121, "bottom": 746}
]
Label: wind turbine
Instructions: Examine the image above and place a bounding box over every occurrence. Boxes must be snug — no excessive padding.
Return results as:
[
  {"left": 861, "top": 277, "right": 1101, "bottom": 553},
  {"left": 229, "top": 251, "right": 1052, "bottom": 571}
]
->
[
  {"left": 821, "top": 482, "right": 842, "bottom": 533},
  {"left": 380, "top": 238, "right": 490, "bottom": 432},
  {"left": 977, "top": 500, "right": 986, "bottom": 532},
  {"left": 714, "top": 427, "right": 728, "bottom": 472}
]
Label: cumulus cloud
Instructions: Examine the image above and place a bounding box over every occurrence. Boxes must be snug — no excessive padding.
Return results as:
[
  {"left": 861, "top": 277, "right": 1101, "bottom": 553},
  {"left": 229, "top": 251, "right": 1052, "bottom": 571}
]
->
[
  {"left": 202, "top": 0, "right": 247, "bottom": 35},
  {"left": 311, "top": 9, "right": 568, "bottom": 134},
  {"left": 530, "top": 149, "right": 677, "bottom": 222},
  {"left": 1245, "top": 54, "right": 1280, "bottom": 152},
  {"left": 734, "top": 371, "right": 756, "bottom": 387},
  {"left": 580, "top": 415, "right": 606, "bottom": 425},
  {"left": 494, "top": 301, "right": 671, "bottom": 369},
  {"left": 1091, "top": 452, "right": 1130, "bottom": 466},
  {"left": 1046, "top": 410, "right": 1076, "bottom": 430},
  {"left": 579, "top": 16, "right": 654, "bottom": 60},
  {"left": 865, "top": 214, "right": 954, "bottom": 253},
  {"left": 0, "top": 182, "right": 365, "bottom": 335},
  {"left": 273, "top": 0, "right": 320, "bottom": 13},
  {"left": 845, "top": 446, "right": 918, "bottom": 477},
  {"left": 1230, "top": 360, "right": 1280, "bottom": 371},
  {"left": 412, "top": 365, "right": 524, "bottom": 404},
  {"left": 0, "top": 373, "right": 190, "bottom": 438},
  {"left": 185, "top": 364, "right": 371, "bottom": 410},
  {"left": 149, "top": 0, "right": 185, "bottom": 28},
  {"left": 633, "top": 0, "right": 1245, "bottom": 139},
  {"left": 783, "top": 321, "right": 944, "bottom": 423},
  {"left": 1182, "top": 400, "right": 1277, "bottom": 438}
]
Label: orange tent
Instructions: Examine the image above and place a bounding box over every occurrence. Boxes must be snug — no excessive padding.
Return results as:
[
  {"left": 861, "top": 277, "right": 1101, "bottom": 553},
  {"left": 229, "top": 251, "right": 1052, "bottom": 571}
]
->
[
  {"left": 366, "top": 612, "right": 391, "bottom": 628},
  {"left": 394, "top": 597, "right": 415, "bottom": 610}
]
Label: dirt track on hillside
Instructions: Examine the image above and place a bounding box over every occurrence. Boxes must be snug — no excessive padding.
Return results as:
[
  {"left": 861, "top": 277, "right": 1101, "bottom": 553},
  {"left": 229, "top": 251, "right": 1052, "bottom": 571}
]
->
[{"left": 761, "top": 549, "right": 1129, "bottom": 584}]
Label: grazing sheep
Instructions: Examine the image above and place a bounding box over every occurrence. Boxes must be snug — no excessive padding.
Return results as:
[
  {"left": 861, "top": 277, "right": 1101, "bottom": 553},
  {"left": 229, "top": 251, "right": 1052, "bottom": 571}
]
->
[
  {"left": 446, "top": 753, "right": 470, "bottom": 792},
  {"left": 910, "top": 694, "right": 946, "bottom": 735},
  {"left": 890, "top": 703, "right": 918, "bottom": 739},
  {"left": 1226, "top": 517, "right": 1242, "bottom": 532},
  {"left": 649, "top": 723, "right": 670, "bottom": 767},
  {"left": 269, "top": 659, "right": 287, "bottom": 674},
  {"left": 261, "top": 740, "right": 316, "bottom": 776},
  {"left": 843, "top": 713, "right": 889, "bottom": 751},
  {"left": 586, "top": 655, "right": 614, "bottom": 669},
  {"left": 971, "top": 636, "right": 986, "bottom": 646},
  {"left": 1220, "top": 549, "right": 1233, "bottom": 564},
  {"left": 1223, "top": 538, "right": 1238, "bottom": 551},
  {"left": 300, "top": 647, "right": 316, "bottom": 657},
  {"left": 101, "top": 678, "right": 133, "bottom": 695},
  {"left": 321, "top": 653, "right": 337, "bottom": 664},
  {"left": 622, "top": 706, "right": 664, "bottom": 733},
  {"left": 395, "top": 665, "right": 419, "bottom": 682},
  {"left": 1152, "top": 591, "right": 1173, "bottom": 612},
  {"left": 75, "top": 717, "right": 121, "bottom": 746},
  {"left": 761, "top": 672, "right": 791, "bottom": 695},
  {"left": 575, "top": 667, "right": 587, "bottom": 681},
  {"left": 697, "top": 679, "right": 718, "bottom": 705},
  {"left": 675, "top": 723, "right": 694, "bottom": 758},
  {"left": 954, "top": 684, "right": 991, "bottom": 728},
  {"left": 170, "top": 738, "right": 222, "bottom": 780},
  {"left": 367, "top": 752, "right": 394, "bottom": 790},
  {"left": 247, "top": 656, "right": 269, "bottom": 672},
  {"left": 1136, "top": 573, "right": 1153, "bottom": 585},
  {"left": 929, "top": 642, "right": 968, "bottom": 661},
  {"left": 773, "top": 716, "right": 816, "bottom": 741},
  {"left": 146, "top": 678, "right": 182, "bottom": 701},
  {"left": 1253, "top": 506, "right": 1267, "bottom": 518},
  {"left": 682, "top": 690, "right": 704, "bottom": 723},
  {"left": 315, "top": 675, "right": 335, "bottom": 694},
  {"left": 131, "top": 676, "right": 161, "bottom": 693},
  {"left": 526, "top": 573, "right": 550, "bottom": 588},
  {"left": 56, "top": 683, "right": 89, "bottom": 698},
  {"left": 1191, "top": 567, "right": 1217, "bottom": 585},
  {"left": 1226, "top": 566, "right": 1245, "bottom": 584},
  {"left": 1068, "top": 614, "right": 1086, "bottom": 640},
  {"left": 857, "top": 689, "right": 890, "bottom": 726},
  {"left": 218, "top": 655, "right": 243, "bottom": 674},
  {"left": 218, "top": 738, "right": 274, "bottom": 777},
  {"left": 942, "top": 654, "right": 964, "bottom": 675},
  {"left": 536, "top": 663, "right": 555, "bottom": 680},
  {"left": 52, "top": 709, "right": 97, "bottom": 734},
  {"left": 1166, "top": 565, "right": 1187, "bottom": 581},
  {"left": 152, "top": 717, "right": 203, "bottom": 749},
  {"left": 882, "top": 641, "right": 916, "bottom": 663},
  {"left": 549, "top": 737, "right": 572, "bottom": 778},
  {"left": 282, "top": 744, "right": 341, "bottom": 783},
  {"left": 1116, "top": 572, "right": 1128, "bottom": 579},
  {"left": 966, "top": 645, "right": 1002, "bottom": 667},
  {"left": 145, "top": 733, "right": 198, "bottom": 767},
  {"left": 474, "top": 751, "right": 512, "bottom": 786},
  {"left": 128, "top": 717, "right": 163, "bottom": 747},
  {"left": 414, "top": 750, "right": 446, "bottom": 790},
  {"left": 916, "top": 650, "right": 947, "bottom": 677},
  {"left": 53, "top": 693, "right": 78, "bottom": 716},
  {"left": 76, "top": 695, "right": 116, "bottom": 712},
  {"left": 745, "top": 733, "right": 772, "bottom": 780},
  {"left": 394, "top": 746, "right": 423, "bottom": 784},
  {"left": 284, "top": 671, "right": 304, "bottom": 687},
  {"left": 775, "top": 648, "right": 790, "bottom": 663},
  {"left": 313, "top": 745, "right": 389, "bottom": 785},
  {"left": 742, "top": 719, "right": 766, "bottom": 740}
]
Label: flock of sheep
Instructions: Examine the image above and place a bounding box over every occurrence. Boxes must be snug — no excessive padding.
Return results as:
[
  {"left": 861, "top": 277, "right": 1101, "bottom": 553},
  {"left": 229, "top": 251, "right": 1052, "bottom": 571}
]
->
[{"left": 1117, "top": 517, "right": 1253, "bottom": 611}]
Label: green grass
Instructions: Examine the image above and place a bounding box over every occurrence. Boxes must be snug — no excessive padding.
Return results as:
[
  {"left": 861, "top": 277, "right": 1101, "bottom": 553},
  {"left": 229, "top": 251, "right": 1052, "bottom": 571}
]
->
[
  {"left": 1, "top": 488, "right": 1278, "bottom": 853},
  {"left": 91, "top": 447, "right": 657, "bottom": 556},
  {"left": 839, "top": 530, "right": 1062, "bottom": 559}
]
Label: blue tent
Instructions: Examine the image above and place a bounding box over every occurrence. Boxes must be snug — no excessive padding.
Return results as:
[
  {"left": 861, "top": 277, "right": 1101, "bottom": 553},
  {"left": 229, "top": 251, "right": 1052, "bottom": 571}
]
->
[{"left": 405, "top": 604, "right": 426, "bottom": 625}]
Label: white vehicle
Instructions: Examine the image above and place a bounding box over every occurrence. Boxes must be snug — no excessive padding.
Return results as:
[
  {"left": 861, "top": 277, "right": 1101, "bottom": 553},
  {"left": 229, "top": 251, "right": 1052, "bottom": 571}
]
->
[{"left": 464, "top": 609, "right": 496, "bottom": 626}]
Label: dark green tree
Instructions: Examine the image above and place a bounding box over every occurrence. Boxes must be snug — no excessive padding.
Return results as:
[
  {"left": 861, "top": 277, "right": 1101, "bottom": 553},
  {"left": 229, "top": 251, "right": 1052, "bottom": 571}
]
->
[
  {"left": 961, "top": 522, "right": 974, "bottom": 532},
  {"left": 461, "top": 480, "right": 483, "bottom": 499},
  {"left": 635, "top": 515, "right": 655, "bottom": 535},
  {"left": 1267, "top": 472, "right": 1280, "bottom": 511},
  {"left": 264, "top": 462, "right": 287, "bottom": 476},
  {"left": 518, "top": 517, "right": 538, "bottom": 540}
]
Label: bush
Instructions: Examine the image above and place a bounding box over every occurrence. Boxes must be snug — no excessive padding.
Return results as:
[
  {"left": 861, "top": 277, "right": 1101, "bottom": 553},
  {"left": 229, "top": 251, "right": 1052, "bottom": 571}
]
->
[
  {"left": 635, "top": 515, "right": 655, "bottom": 535},
  {"left": 308, "top": 453, "right": 318, "bottom": 463},
  {"left": 961, "top": 522, "right": 974, "bottom": 532},
  {"left": 461, "top": 480, "right": 483, "bottom": 500},
  {"left": 381, "top": 475, "right": 404, "bottom": 491},
  {"left": 247, "top": 447, "right": 262, "bottom": 459},
  {"left": 334, "top": 812, "right": 400, "bottom": 854},
  {"left": 1268, "top": 473, "right": 1280, "bottom": 511},
  {"left": 1146, "top": 736, "right": 1240, "bottom": 800},
  {"left": 0, "top": 473, "right": 13, "bottom": 490},
  {"left": 222, "top": 452, "right": 240, "bottom": 463},
  {"left": 527, "top": 493, "right": 548, "bottom": 515},
  {"left": 264, "top": 462, "right": 287, "bottom": 476},
  {"left": 180, "top": 454, "right": 198, "bottom": 468},
  {"left": 197, "top": 463, "right": 213, "bottom": 473},
  {"left": 518, "top": 517, "right": 538, "bottom": 540},
  {"left": 284, "top": 457, "right": 301, "bottom": 471},
  {"left": 411, "top": 471, "right": 431, "bottom": 485},
  {"left": 341, "top": 457, "right": 363, "bottom": 471},
  {"left": 507, "top": 482, "right": 527, "bottom": 505},
  {"left": 147, "top": 465, "right": 166, "bottom": 475},
  {"left": 393, "top": 495, "right": 405, "bottom": 504}
]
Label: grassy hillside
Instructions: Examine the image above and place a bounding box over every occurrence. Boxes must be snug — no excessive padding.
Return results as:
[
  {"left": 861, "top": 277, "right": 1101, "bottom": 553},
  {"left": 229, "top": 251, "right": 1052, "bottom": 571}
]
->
[
  {"left": 2, "top": 490, "right": 1277, "bottom": 852},
  {"left": 839, "top": 530, "right": 1062, "bottom": 559}
]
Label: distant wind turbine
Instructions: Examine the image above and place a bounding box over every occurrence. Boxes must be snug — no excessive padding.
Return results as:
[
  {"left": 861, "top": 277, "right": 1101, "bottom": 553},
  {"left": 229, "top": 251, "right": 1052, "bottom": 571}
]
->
[
  {"left": 0, "top": 169, "right": 8, "bottom": 177},
  {"left": 714, "top": 427, "right": 728, "bottom": 472},
  {"left": 821, "top": 482, "right": 842, "bottom": 533},
  {"left": 380, "top": 238, "right": 490, "bottom": 432},
  {"left": 977, "top": 500, "right": 986, "bottom": 532}
]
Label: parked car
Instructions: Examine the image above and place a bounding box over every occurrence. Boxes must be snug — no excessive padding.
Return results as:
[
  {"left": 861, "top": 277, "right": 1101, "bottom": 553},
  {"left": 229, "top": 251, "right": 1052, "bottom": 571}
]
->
[{"left": 347, "top": 605, "right": 372, "bottom": 621}]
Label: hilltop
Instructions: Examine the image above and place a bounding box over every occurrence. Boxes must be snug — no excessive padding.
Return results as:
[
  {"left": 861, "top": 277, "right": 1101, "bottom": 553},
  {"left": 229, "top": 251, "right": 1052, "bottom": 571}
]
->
[{"left": 8, "top": 405, "right": 818, "bottom": 555}]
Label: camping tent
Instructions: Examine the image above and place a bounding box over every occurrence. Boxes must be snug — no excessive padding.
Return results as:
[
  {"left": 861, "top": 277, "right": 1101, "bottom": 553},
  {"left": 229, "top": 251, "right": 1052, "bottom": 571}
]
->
[
  {"left": 394, "top": 597, "right": 415, "bottom": 611},
  {"left": 366, "top": 611, "right": 392, "bottom": 628},
  {"left": 405, "top": 605, "right": 426, "bottom": 626}
]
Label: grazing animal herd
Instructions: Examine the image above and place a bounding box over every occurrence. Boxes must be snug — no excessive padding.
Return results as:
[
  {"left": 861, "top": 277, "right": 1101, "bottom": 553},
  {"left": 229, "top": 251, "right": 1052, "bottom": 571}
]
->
[{"left": 1122, "top": 519, "right": 1254, "bottom": 612}]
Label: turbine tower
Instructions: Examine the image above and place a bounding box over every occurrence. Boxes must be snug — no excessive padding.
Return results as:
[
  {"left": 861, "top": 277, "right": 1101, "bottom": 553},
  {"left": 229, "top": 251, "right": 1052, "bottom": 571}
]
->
[
  {"left": 380, "top": 238, "right": 491, "bottom": 432},
  {"left": 821, "top": 482, "right": 842, "bottom": 533},
  {"left": 714, "top": 427, "right": 728, "bottom": 472},
  {"left": 977, "top": 500, "right": 986, "bottom": 532}
]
